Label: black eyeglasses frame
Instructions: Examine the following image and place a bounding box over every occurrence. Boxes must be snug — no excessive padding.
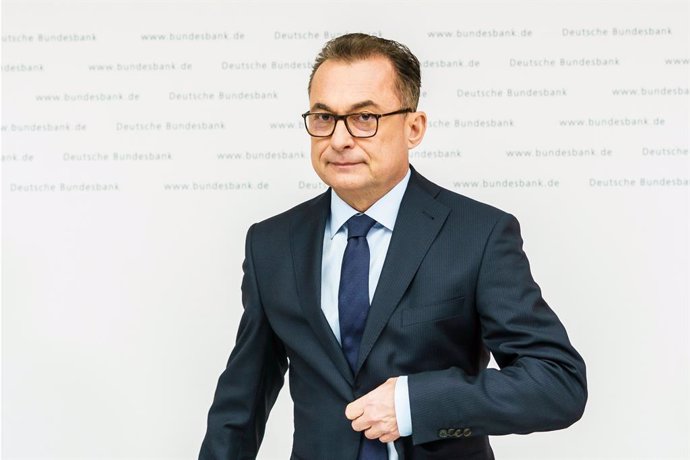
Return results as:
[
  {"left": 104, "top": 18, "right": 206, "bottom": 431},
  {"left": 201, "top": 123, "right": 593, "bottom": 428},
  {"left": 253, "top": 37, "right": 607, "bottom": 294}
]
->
[{"left": 301, "top": 108, "right": 414, "bottom": 138}]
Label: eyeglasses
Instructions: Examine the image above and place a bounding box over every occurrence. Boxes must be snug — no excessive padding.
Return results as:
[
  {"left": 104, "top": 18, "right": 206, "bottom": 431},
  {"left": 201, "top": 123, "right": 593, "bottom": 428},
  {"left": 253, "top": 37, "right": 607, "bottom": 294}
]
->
[{"left": 301, "top": 108, "right": 413, "bottom": 138}]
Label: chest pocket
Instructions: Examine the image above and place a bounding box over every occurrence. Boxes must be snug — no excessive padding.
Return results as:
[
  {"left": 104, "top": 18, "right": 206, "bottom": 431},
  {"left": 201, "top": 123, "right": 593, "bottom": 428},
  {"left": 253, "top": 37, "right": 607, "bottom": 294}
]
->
[{"left": 401, "top": 296, "right": 465, "bottom": 327}]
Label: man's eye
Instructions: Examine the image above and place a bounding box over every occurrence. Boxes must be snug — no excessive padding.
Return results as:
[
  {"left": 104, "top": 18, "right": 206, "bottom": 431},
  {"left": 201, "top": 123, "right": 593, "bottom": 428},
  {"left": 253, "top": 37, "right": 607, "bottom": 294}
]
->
[
  {"left": 316, "top": 114, "right": 333, "bottom": 122},
  {"left": 356, "top": 113, "right": 374, "bottom": 122}
]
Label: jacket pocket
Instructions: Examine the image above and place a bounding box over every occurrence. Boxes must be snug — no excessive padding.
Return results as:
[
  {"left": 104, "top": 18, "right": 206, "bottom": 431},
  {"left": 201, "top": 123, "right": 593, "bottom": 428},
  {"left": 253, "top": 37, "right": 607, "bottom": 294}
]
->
[{"left": 401, "top": 296, "right": 465, "bottom": 327}]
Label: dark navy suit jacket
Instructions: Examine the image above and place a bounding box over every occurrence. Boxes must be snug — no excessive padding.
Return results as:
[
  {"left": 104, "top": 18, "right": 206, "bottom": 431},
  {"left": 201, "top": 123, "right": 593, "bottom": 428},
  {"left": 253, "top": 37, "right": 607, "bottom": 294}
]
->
[{"left": 200, "top": 168, "right": 587, "bottom": 459}]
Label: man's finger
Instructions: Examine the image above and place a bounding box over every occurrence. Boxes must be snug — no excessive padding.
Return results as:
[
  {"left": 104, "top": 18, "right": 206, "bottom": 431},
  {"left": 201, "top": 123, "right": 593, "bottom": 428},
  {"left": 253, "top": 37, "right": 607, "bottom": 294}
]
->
[
  {"left": 364, "top": 426, "right": 384, "bottom": 440},
  {"left": 351, "top": 419, "right": 367, "bottom": 432},
  {"left": 364, "top": 417, "right": 397, "bottom": 440},
  {"left": 345, "top": 399, "right": 365, "bottom": 421},
  {"left": 379, "top": 432, "right": 400, "bottom": 443},
  {"left": 351, "top": 414, "right": 372, "bottom": 432}
]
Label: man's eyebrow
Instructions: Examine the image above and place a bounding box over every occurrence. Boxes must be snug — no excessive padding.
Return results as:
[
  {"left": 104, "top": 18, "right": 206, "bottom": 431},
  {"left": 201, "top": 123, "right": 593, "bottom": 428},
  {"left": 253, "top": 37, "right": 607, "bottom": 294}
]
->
[
  {"left": 348, "top": 100, "right": 380, "bottom": 111},
  {"left": 310, "top": 102, "right": 332, "bottom": 112},
  {"left": 309, "top": 100, "right": 381, "bottom": 113}
]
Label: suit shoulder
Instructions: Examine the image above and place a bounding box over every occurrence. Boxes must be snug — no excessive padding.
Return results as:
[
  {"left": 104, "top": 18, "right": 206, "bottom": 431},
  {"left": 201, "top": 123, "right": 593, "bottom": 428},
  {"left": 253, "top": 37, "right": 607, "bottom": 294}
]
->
[
  {"left": 248, "top": 190, "right": 329, "bottom": 237},
  {"left": 412, "top": 168, "right": 510, "bottom": 223},
  {"left": 419, "top": 174, "right": 511, "bottom": 228},
  {"left": 440, "top": 188, "right": 508, "bottom": 219}
]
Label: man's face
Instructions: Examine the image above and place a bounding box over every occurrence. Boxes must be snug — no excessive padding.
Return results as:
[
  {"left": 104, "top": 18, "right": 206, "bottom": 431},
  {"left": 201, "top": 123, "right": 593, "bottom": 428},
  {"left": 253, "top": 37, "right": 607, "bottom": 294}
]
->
[{"left": 308, "top": 56, "right": 422, "bottom": 208}]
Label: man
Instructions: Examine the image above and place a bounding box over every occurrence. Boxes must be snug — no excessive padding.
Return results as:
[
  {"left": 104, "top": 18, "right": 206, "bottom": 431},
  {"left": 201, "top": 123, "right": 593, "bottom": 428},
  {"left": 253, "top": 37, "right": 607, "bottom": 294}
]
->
[{"left": 200, "top": 33, "right": 587, "bottom": 460}]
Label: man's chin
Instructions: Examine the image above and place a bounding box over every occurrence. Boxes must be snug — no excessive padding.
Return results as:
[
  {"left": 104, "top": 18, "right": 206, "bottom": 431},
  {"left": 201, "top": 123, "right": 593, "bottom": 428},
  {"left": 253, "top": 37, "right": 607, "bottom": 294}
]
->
[
  {"left": 322, "top": 169, "right": 366, "bottom": 187},
  {"left": 328, "top": 177, "right": 371, "bottom": 196}
]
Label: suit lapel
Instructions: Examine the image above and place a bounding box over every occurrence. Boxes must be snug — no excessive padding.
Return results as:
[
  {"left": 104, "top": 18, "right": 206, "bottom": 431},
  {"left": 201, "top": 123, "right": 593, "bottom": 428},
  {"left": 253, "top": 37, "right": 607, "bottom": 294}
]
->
[
  {"left": 355, "top": 170, "right": 450, "bottom": 375},
  {"left": 290, "top": 189, "right": 355, "bottom": 385}
]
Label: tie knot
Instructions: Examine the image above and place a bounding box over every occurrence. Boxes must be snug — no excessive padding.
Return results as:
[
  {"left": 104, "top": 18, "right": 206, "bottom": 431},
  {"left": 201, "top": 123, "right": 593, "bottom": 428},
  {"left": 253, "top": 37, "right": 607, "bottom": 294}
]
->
[{"left": 346, "top": 214, "right": 376, "bottom": 239}]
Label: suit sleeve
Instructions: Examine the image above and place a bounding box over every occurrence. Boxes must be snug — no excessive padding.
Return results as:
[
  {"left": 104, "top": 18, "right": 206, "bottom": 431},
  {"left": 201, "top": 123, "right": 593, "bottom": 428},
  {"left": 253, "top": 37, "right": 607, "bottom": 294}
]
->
[
  {"left": 407, "top": 212, "right": 587, "bottom": 445},
  {"left": 199, "top": 224, "right": 288, "bottom": 459}
]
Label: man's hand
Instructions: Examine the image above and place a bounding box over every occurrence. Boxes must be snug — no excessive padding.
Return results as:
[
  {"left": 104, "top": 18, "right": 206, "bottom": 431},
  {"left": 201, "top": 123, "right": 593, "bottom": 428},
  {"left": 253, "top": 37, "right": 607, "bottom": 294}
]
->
[{"left": 345, "top": 377, "right": 400, "bottom": 443}]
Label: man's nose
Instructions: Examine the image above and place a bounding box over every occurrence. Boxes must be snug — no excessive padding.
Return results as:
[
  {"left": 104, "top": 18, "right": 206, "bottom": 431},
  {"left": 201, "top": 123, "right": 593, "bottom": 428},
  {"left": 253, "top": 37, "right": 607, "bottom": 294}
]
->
[{"left": 329, "top": 118, "right": 355, "bottom": 151}]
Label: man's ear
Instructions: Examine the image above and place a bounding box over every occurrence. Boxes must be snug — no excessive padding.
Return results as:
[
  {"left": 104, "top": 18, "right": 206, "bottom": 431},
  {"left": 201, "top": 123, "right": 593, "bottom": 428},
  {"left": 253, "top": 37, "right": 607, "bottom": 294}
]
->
[{"left": 406, "top": 111, "right": 427, "bottom": 149}]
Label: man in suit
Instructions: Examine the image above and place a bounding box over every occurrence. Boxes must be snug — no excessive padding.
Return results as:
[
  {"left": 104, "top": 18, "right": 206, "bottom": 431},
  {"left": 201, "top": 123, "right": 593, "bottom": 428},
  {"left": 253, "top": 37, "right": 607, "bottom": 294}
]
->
[{"left": 200, "top": 33, "right": 587, "bottom": 460}]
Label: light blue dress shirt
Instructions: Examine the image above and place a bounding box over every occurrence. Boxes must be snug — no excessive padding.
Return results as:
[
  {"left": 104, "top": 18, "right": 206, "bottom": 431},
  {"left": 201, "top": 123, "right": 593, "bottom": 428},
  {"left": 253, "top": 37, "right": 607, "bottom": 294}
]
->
[{"left": 320, "top": 169, "right": 413, "bottom": 459}]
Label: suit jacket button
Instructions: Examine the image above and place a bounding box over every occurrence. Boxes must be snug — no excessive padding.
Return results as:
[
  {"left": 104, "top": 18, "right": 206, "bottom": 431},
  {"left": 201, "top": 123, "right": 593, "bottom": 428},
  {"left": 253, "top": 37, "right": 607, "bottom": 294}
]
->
[
  {"left": 438, "top": 429, "right": 448, "bottom": 438},
  {"left": 463, "top": 428, "right": 472, "bottom": 437},
  {"left": 453, "top": 429, "right": 462, "bottom": 438},
  {"left": 446, "top": 428, "right": 455, "bottom": 436}
]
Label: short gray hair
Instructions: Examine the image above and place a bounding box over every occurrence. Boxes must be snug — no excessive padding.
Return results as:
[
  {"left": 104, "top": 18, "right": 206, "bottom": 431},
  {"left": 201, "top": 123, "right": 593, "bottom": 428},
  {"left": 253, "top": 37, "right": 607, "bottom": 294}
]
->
[{"left": 308, "top": 33, "right": 421, "bottom": 110}]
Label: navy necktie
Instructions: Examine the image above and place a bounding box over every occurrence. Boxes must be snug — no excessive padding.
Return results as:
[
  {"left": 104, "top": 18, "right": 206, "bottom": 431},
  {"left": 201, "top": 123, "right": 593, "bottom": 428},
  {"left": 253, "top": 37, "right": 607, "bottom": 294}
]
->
[{"left": 338, "top": 214, "right": 387, "bottom": 460}]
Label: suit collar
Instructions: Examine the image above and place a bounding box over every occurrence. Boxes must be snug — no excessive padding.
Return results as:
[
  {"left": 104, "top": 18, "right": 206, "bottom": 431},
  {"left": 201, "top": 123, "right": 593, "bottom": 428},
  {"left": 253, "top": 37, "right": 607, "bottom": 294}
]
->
[
  {"left": 290, "top": 189, "right": 356, "bottom": 385},
  {"left": 355, "top": 168, "right": 449, "bottom": 374}
]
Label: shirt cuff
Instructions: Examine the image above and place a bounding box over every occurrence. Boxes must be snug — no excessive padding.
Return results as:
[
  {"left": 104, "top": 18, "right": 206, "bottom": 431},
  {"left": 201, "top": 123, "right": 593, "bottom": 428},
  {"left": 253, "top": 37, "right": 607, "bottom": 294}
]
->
[{"left": 394, "top": 375, "right": 413, "bottom": 437}]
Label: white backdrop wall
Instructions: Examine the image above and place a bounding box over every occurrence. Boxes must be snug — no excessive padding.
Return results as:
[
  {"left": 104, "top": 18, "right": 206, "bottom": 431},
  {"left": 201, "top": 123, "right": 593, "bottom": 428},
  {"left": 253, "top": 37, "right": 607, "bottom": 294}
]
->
[{"left": 2, "top": 1, "right": 688, "bottom": 459}]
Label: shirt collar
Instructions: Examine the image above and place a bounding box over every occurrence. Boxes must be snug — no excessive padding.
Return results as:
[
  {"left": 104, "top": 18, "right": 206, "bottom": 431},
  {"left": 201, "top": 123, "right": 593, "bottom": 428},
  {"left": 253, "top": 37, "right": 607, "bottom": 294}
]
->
[{"left": 327, "top": 168, "right": 411, "bottom": 239}]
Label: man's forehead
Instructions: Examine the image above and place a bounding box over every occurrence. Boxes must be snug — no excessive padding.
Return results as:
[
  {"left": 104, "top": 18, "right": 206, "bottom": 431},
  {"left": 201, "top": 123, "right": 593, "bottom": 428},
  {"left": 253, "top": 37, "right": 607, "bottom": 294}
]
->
[
  {"left": 309, "top": 56, "right": 400, "bottom": 110},
  {"left": 310, "top": 99, "right": 383, "bottom": 112}
]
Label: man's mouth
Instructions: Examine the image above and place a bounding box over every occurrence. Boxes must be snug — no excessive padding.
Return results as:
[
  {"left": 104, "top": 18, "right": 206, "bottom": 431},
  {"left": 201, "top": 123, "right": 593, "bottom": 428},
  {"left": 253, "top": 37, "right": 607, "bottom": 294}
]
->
[{"left": 330, "top": 161, "right": 362, "bottom": 167}]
